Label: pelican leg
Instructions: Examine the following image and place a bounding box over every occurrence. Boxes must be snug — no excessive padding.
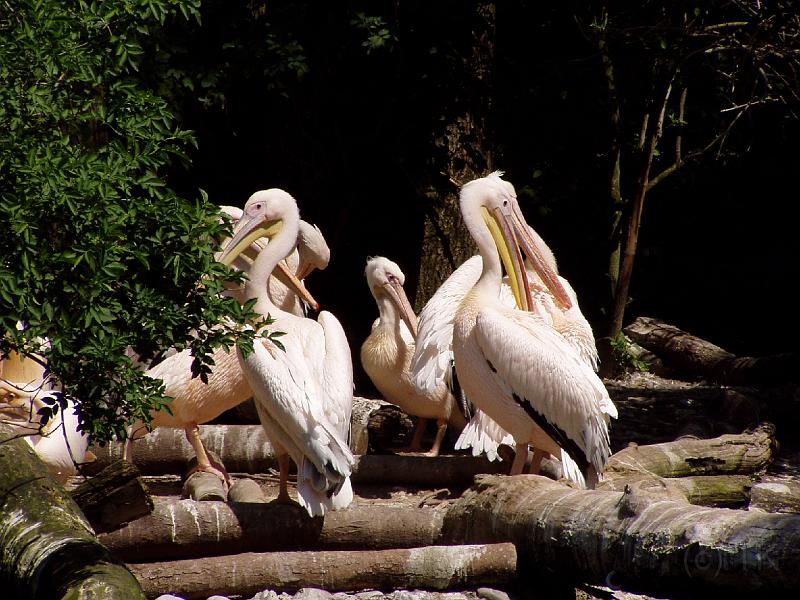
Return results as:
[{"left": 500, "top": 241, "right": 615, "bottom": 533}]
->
[
  {"left": 509, "top": 442, "right": 528, "bottom": 475},
  {"left": 184, "top": 424, "right": 231, "bottom": 490},
  {"left": 528, "top": 448, "right": 549, "bottom": 474},
  {"left": 275, "top": 453, "right": 293, "bottom": 503},
  {"left": 399, "top": 417, "right": 428, "bottom": 453},
  {"left": 423, "top": 418, "right": 448, "bottom": 457}
]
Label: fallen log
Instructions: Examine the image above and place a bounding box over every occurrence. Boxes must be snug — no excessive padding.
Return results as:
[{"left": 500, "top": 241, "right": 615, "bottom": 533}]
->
[
  {"left": 353, "top": 454, "right": 507, "bottom": 486},
  {"left": 0, "top": 423, "right": 145, "bottom": 599},
  {"left": 441, "top": 474, "right": 800, "bottom": 595},
  {"left": 128, "top": 543, "right": 518, "bottom": 600},
  {"left": 604, "top": 423, "right": 774, "bottom": 478},
  {"left": 597, "top": 473, "right": 753, "bottom": 508},
  {"left": 87, "top": 425, "right": 278, "bottom": 475},
  {"left": 749, "top": 477, "right": 800, "bottom": 514},
  {"left": 605, "top": 377, "right": 765, "bottom": 451},
  {"left": 69, "top": 459, "right": 154, "bottom": 534},
  {"left": 90, "top": 431, "right": 510, "bottom": 485},
  {"left": 624, "top": 316, "right": 800, "bottom": 385},
  {"left": 100, "top": 498, "right": 443, "bottom": 561}
]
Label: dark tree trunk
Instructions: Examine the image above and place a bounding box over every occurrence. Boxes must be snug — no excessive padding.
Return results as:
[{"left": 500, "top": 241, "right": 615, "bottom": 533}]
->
[{"left": 413, "top": 2, "right": 496, "bottom": 311}]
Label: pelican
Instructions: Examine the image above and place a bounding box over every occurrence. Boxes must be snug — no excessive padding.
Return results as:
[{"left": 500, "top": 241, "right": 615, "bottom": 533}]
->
[
  {"left": 219, "top": 188, "right": 354, "bottom": 517},
  {"left": 360, "top": 256, "right": 466, "bottom": 456},
  {"left": 1, "top": 347, "right": 92, "bottom": 482},
  {"left": 269, "top": 219, "right": 331, "bottom": 316},
  {"left": 221, "top": 205, "right": 330, "bottom": 316},
  {"left": 440, "top": 171, "right": 616, "bottom": 488},
  {"left": 123, "top": 214, "right": 319, "bottom": 489}
]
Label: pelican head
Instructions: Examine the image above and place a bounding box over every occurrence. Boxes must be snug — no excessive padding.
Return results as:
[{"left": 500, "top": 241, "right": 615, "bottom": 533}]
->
[
  {"left": 297, "top": 221, "right": 331, "bottom": 281},
  {"left": 460, "top": 171, "right": 572, "bottom": 311},
  {"left": 365, "top": 256, "right": 418, "bottom": 338},
  {"left": 219, "top": 189, "right": 319, "bottom": 311}
]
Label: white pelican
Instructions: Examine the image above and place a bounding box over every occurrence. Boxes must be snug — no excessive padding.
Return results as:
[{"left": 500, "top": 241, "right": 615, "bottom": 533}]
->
[
  {"left": 360, "top": 256, "right": 466, "bottom": 456},
  {"left": 1, "top": 348, "right": 92, "bottom": 482},
  {"left": 443, "top": 172, "right": 616, "bottom": 488},
  {"left": 221, "top": 205, "right": 329, "bottom": 316},
  {"left": 269, "top": 219, "right": 331, "bottom": 316},
  {"left": 123, "top": 217, "right": 319, "bottom": 489},
  {"left": 219, "top": 188, "right": 354, "bottom": 517}
]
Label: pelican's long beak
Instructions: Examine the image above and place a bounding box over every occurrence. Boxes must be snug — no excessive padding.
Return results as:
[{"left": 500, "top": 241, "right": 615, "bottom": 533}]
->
[
  {"left": 483, "top": 203, "right": 573, "bottom": 313},
  {"left": 509, "top": 204, "right": 572, "bottom": 310},
  {"left": 273, "top": 261, "right": 320, "bottom": 312},
  {"left": 482, "top": 206, "right": 531, "bottom": 311},
  {"left": 218, "top": 214, "right": 320, "bottom": 312},
  {"left": 383, "top": 279, "right": 418, "bottom": 338},
  {"left": 219, "top": 212, "right": 283, "bottom": 267}
]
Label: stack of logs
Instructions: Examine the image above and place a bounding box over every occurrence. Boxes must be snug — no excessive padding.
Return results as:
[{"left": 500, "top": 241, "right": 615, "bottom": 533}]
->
[{"left": 2, "top": 317, "right": 800, "bottom": 599}]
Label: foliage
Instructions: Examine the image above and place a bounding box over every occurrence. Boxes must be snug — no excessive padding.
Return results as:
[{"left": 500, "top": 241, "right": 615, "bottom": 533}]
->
[
  {"left": 610, "top": 332, "right": 649, "bottom": 374},
  {"left": 350, "top": 13, "right": 397, "bottom": 54},
  {"left": 0, "top": 0, "right": 261, "bottom": 445}
]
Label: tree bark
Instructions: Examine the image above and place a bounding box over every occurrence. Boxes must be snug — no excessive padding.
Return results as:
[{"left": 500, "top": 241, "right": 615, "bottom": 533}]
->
[
  {"left": 353, "top": 454, "right": 508, "bottom": 486},
  {"left": 0, "top": 423, "right": 145, "bottom": 599},
  {"left": 90, "top": 427, "right": 509, "bottom": 484},
  {"left": 604, "top": 423, "right": 774, "bottom": 478},
  {"left": 102, "top": 427, "right": 774, "bottom": 562},
  {"left": 87, "top": 424, "right": 278, "bottom": 475},
  {"left": 69, "top": 459, "right": 153, "bottom": 534},
  {"left": 100, "top": 498, "right": 444, "bottom": 561},
  {"left": 128, "top": 543, "right": 517, "bottom": 600},
  {"left": 413, "top": 3, "right": 495, "bottom": 312},
  {"left": 442, "top": 474, "right": 800, "bottom": 595},
  {"left": 598, "top": 473, "right": 753, "bottom": 508},
  {"left": 624, "top": 316, "right": 800, "bottom": 385}
]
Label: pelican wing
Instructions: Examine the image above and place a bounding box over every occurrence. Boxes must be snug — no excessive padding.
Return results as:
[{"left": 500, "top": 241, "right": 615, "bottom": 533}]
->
[
  {"left": 474, "top": 306, "right": 615, "bottom": 477},
  {"left": 411, "top": 255, "right": 482, "bottom": 393},
  {"left": 239, "top": 338, "right": 354, "bottom": 488},
  {"left": 316, "top": 311, "right": 354, "bottom": 442}
]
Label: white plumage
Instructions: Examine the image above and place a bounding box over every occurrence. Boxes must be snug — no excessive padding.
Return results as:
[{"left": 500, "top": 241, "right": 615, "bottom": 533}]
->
[
  {"left": 219, "top": 188, "right": 354, "bottom": 516},
  {"left": 420, "top": 171, "right": 616, "bottom": 488},
  {"left": 123, "top": 205, "right": 324, "bottom": 488},
  {"left": 360, "top": 256, "right": 465, "bottom": 456}
]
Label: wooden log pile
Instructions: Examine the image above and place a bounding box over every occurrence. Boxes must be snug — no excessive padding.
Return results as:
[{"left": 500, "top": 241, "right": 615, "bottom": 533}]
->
[
  {"left": 71, "top": 387, "right": 798, "bottom": 599},
  {"left": 6, "top": 316, "right": 800, "bottom": 600}
]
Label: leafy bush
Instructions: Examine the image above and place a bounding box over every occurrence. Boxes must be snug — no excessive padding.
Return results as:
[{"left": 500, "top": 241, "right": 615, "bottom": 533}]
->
[{"left": 0, "top": 0, "right": 258, "bottom": 444}]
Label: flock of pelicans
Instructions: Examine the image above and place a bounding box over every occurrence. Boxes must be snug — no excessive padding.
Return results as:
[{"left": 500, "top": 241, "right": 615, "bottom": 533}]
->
[{"left": 0, "top": 171, "right": 617, "bottom": 518}]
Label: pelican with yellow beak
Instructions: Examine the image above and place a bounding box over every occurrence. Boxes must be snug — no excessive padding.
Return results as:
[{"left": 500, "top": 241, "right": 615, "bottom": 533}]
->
[
  {"left": 450, "top": 172, "right": 616, "bottom": 487},
  {"left": 219, "top": 188, "right": 354, "bottom": 516},
  {"left": 123, "top": 208, "right": 319, "bottom": 490}
]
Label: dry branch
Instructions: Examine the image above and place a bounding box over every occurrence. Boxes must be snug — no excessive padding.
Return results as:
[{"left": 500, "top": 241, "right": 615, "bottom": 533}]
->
[
  {"left": 128, "top": 543, "right": 517, "bottom": 600},
  {"left": 624, "top": 316, "right": 800, "bottom": 385},
  {"left": 0, "top": 423, "right": 145, "bottom": 599}
]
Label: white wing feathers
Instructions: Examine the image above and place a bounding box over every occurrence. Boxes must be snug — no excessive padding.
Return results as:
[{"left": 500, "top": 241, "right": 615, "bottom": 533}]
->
[
  {"left": 474, "top": 306, "right": 613, "bottom": 478},
  {"left": 316, "top": 311, "right": 355, "bottom": 442},
  {"left": 411, "top": 256, "right": 482, "bottom": 393},
  {"left": 240, "top": 338, "right": 354, "bottom": 516},
  {"left": 454, "top": 408, "right": 514, "bottom": 461}
]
